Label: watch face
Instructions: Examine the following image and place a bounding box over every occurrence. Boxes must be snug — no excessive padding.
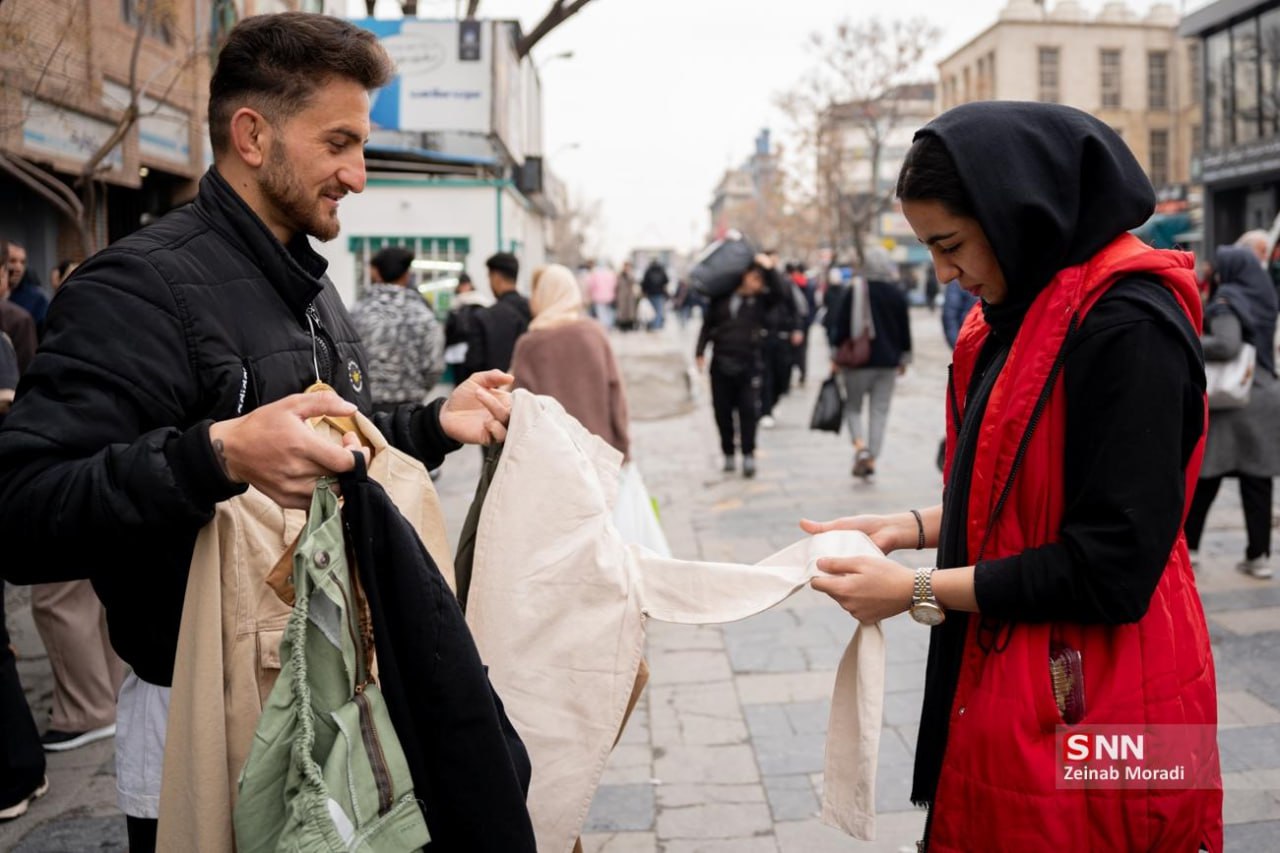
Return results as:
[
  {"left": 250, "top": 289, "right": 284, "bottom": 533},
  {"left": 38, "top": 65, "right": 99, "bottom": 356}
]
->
[{"left": 910, "top": 602, "right": 945, "bottom": 626}]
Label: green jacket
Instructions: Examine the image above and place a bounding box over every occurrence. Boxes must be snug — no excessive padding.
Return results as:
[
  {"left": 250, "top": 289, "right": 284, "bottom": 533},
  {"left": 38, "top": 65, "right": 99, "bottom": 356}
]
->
[{"left": 234, "top": 481, "right": 430, "bottom": 852}]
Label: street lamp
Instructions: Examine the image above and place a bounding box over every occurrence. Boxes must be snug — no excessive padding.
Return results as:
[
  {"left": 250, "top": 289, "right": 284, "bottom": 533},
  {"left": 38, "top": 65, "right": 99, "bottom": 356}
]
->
[{"left": 536, "top": 50, "right": 574, "bottom": 70}]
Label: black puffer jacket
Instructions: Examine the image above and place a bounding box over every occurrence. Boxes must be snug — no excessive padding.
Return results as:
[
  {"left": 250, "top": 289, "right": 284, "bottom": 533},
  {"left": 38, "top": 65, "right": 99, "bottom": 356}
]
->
[{"left": 0, "top": 168, "right": 458, "bottom": 686}]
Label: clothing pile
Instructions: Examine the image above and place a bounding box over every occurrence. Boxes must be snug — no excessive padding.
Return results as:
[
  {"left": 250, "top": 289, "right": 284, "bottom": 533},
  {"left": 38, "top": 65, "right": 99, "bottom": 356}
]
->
[{"left": 158, "top": 413, "right": 534, "bottom": 852}]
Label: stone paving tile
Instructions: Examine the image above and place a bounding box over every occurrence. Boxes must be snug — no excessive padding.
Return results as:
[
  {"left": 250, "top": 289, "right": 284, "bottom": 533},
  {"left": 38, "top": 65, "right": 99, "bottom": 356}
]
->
[
  {"left": 1218, "top": 725, "right": 1280, "bottom": 774},
  {"left": 580, "top": 831, "right": 659, "bottom": 853},
  {"left": 762, "top": 774, "right": 820, "bottom": 822},
  {"left": 656, "top": 784, "right": 767, "bottom": 808},
  {"left": 775, "top": 812, "right": 925, "bottom": 853},
  {"left": 736, "top": 671, "right": 836, "bottom": 705},
  {"left": 585, "top": 784, "right": 658, "bottom": 833},
  {"left": 652, "top": 744, "right": 761, "bottom": 785},
  {"left": 754, "top": 733, "right": 827, "bottom": 776},
  {"left": 659, "top": 838, "right": 779, "bottom": 853},
  {"left": 601, "top": 743, "right": 657, "bottom": 786},
  {"left": 1210, "top": 606, "right": 1280, "bottom": 637},
  {"left": 1225, "top": 821, "right": 1280, "bottom": 852},
  {"left": 1219, "top": 690, "right": 1280, "bottom": 729},
  {"left": 11, "top": 816, "right": 128, "bottom": 853},
  {"left": 656, "top": 802, "right": 774, "bottom": 840}
]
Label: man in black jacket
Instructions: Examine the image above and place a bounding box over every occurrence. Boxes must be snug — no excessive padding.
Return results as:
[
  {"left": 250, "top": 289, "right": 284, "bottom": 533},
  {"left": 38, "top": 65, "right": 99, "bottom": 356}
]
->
[
  {"left": 640, "top": 258, "right": 669, "bottom": 331},
  {"left": 471, "top": 251, "right": 531, "bottom": 373},
  {"left": 0, "top": 14, "right": 512, "bottom": 848},
  {"left": 695, "top": 257, "right": 782, "bottom": 478}
]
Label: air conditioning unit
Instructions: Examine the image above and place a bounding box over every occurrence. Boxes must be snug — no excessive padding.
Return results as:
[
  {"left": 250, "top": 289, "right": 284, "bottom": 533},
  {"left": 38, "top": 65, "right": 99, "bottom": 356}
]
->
[{"left": 514, "top": 157, "right": 543, "bottom": 195}]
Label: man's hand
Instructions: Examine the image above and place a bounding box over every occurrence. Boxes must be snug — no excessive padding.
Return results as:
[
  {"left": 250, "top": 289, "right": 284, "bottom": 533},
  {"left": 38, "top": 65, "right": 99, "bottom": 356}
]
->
[
  {"left": 753, "top": 253, "right": 775, "bottom": 270},
  {"left": 208, "top": 391, "right": 368, "bottom": 509},
  {"left": 790, "top": 331, "right": 804, "bottom": 346},
  {"left": 440, "top": 369, "right": 514, "bottom": 446},
  {"left": 810, "top": 554, "right": 914, "bottom": 624},
  {"left": 695, "top": 355, "right": 706, "bottom": 372}
]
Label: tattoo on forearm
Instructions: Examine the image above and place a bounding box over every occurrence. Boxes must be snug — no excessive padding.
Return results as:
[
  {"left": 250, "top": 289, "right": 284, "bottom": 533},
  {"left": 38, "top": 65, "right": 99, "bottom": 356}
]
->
[{"left": 212, "top": 438, "right": 231, "bottom": 479}]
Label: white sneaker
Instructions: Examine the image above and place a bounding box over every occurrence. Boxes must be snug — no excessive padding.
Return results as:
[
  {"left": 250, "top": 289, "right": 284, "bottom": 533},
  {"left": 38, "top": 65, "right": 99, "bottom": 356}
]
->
[
  {"left": 40, "top": 723, "right": 116, "bottom": 752},
  {"left": 1236, "top": 556, "right": 1274, "bottom": 580},
  {"left": 759, "top": 415, "right": 776, "bottom": 429}
]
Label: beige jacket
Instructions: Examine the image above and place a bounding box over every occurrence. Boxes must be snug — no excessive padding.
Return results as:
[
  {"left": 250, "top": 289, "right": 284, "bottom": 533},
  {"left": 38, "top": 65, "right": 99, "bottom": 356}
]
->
[
  {"left": 467, "top": 391, "right": 887, "bottom": 853},
  {"left": 156, "top": 413, "right": 453, "bottom": 853}
]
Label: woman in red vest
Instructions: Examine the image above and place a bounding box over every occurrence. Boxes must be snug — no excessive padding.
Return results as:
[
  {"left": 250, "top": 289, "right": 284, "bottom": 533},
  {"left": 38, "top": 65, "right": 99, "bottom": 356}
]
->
[{"left": 804, "top": 102, "right": 1222, "bottom": 851}]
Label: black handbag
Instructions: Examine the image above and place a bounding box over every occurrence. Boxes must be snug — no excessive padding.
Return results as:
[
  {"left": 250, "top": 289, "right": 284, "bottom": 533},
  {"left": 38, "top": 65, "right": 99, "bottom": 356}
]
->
[{"left": 809, "top": 376, "right": 844, "bottom": 433}]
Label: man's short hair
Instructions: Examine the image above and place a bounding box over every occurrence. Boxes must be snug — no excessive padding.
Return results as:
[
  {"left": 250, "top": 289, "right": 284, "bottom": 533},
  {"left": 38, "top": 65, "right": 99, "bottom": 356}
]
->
[
  {"left": 486, "top": 252, "right": 519, "bottom": 282},
  {"left": 371, "top": 247, "right": 414, "bottom": 284},
  {"left": 208, "top": 13, "right": 394, "bottom": 155}
]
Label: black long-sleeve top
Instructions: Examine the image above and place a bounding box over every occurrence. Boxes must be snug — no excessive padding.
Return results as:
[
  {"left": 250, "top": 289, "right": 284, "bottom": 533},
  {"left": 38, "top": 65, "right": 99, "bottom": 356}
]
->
[{"left": 969, "top": 279, "right": 1205, "bottom": 623}]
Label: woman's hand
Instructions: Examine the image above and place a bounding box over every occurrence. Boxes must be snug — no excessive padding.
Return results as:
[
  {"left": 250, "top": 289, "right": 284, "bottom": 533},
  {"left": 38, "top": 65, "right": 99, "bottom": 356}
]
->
[
  {"left": 810, "top": 554, "right": 914, "bottom": 624},
  {"left": 440, "top": 370, "right": 514, "bottom": 446},
  {"left": 800, "top": 513, "right": 918, "bottom": 554}
]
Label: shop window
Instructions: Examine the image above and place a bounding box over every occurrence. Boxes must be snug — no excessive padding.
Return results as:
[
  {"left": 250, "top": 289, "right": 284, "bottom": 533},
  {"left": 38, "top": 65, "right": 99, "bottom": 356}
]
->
[
  {"left": 1260, "top": 8, "right": 1280, "bottom": 137},
  {"left": 1148, "top": 51, "right": 1169, "bottom": 110},
  {"left": 1189, "top": 42, "right": 1202, "bottom": 105},
  {"left": 1234, "top": 18, "right": 1261, "bottom": 144},
  {"left": 1039, "top": 47, "right": 1060, "bottom": 103},
  {"left": 347, "top": 236, "right": 471, "bottom": 311},
  {"left": 1206, "top": 29, "right": 1230, "bottom": 149},
  {"left": 1101, "top": 49, "right": 1122, "bottom": 109},
  {"left": 1149, "top": 129, "right": 1169, "bottom": 188},
  {"left": 121, "top": 0, "right": 173, "bottom": 44}
]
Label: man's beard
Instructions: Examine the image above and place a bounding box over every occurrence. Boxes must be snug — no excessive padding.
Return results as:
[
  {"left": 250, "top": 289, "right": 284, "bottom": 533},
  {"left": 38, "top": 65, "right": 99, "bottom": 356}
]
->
[{"left": 259, "top": 144, "right": 342, "bottom": 242}]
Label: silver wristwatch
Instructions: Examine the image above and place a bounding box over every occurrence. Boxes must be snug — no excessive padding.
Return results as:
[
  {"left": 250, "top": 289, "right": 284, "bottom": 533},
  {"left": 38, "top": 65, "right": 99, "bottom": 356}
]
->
[{"left": 909, "top": 567, "right": 945, "bottom": 626}]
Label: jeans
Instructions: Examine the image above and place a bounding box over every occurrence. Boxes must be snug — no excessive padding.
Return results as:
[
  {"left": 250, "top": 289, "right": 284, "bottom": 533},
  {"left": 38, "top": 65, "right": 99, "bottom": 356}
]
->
[
  {"left": 593, "top": 302, "right": 615, "bottom": 329},
  {"left": 646, "top": 295, "right": 666, "bottom": 331},
  {"left": 840, "top": 367, "right": 897, "bottom": 459}
]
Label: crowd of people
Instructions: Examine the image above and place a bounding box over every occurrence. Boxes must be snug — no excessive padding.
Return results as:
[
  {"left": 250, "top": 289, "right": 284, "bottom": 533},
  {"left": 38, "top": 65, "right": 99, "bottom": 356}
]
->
[{"left": 3, "top": 10, "right": 1277, "bottom": 853}]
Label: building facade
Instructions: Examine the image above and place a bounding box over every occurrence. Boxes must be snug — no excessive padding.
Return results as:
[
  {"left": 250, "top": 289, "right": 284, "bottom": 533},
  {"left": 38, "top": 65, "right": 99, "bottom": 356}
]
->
[
  {"left": 938, "top": 0, "right": 1201, "bottom": 196},
  {"left": 1182, "top": 0, "right": 1280, "bottom": 249}
]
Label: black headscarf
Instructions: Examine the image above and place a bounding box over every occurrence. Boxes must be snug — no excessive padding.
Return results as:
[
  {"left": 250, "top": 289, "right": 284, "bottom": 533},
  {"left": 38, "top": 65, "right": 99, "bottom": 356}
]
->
[
  {"left": 1211, "top": 245, "right": 1278, "bottom": 375},
  {"left": 916, "top": 101, "right": 1157, "bottom": 340},
  {"left": 909, "top": 102, "right": 1159, "bottom": 811}
]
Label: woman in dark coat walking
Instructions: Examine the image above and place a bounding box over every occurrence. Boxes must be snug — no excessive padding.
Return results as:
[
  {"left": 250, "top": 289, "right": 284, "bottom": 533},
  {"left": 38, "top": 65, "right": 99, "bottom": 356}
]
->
[{"left": 1184, "top": 245, "right": 1280, "bottom": 578}]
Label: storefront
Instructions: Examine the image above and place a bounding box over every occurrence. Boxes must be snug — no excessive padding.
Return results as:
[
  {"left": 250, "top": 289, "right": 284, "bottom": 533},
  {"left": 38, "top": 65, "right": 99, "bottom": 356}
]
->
[{"left": 1182, "top": 0, "right": 1280, "bottom": 247}]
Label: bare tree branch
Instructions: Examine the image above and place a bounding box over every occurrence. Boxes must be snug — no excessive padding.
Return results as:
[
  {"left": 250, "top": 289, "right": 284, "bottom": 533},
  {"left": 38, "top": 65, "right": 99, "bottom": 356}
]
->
[
  {"left": 517, "top": 0, "right": 594, "bottom": 59},
  {"left": 465, "top": 0, "right": 480, "bottom": 19}
]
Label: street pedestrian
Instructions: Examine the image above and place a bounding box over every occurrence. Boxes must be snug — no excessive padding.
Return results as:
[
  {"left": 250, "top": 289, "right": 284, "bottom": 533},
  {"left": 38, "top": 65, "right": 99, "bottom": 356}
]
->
[
  {"left": 0, "top": 14, "right": 513, "bottom": 850},
  {"left": 640, "top": 258, "right": 669, "bottom": 331},
  {"left": 939, "top": 278, "right": 978, "bottom": 349},
  {"left": 510, "top": 263, "right": 630, "bottom": 459},
  {"left": 1183, "top": 244, "right": 1280, "bottom": 579},
  {"left": 586, "top": 261, "right": 618, "bottom": 329},
  {"left": 350, "top": 246, "right": 447, "bottom": 412},
  {"left": 788, "top": 263, "right": 814, "bottom": 386},
  {"left": 828, "top": 246, "right": 912, "bottom": 480},
  {"left": 803, "top": 102, "right": 1221, "bottom": 852},
  {"left": 615, "top": 260, "right": 640, "bottom": 332},
  {"left": 4, "top": 242, "right": 48, "bottom": 331},
  {"left": 472, "top": 251, "right": 531, "bottom": 373},
  {"left": 444, "top": 273, "right": 492, "bottom": 386},
  {"left": 0, "top": 241, "right": 35, "bottom": 375},
  {"left": 696, "top": 256, "right": 781, "bottom": 478},
  {"left": 758, "top": 250, "right": 804, "bottom": 428}
]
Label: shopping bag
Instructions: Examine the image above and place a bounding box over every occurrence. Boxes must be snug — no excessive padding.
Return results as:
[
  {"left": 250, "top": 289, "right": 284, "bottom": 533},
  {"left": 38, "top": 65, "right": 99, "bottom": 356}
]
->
[
  {"left": 1205, "top": 342, "right": 1255, "bottom": 410},
  {"left": 612, "top": 462, "right": 672, "bottom": 558},
  {"left": 809, "top": 376, "right": 844, "bottom": 433}
]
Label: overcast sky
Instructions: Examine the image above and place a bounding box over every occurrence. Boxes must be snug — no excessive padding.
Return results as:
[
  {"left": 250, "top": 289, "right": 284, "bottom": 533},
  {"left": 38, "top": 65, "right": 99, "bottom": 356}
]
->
[{"left": 347, "top": 0, "right": 1210, "bottom": 262}]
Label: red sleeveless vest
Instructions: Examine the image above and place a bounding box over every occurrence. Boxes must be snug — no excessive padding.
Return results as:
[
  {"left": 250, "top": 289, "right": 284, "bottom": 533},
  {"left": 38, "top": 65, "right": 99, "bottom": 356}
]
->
[{"left": 930, "top": 235, "right": 1222, "bottom": 852}]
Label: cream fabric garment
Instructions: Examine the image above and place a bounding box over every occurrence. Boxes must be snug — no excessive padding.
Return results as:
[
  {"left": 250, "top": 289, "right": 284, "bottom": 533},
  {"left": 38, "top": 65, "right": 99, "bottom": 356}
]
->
[
  {"left": 156, "top": 412, "right": 454, "bottom": 853},
  {"left": 467, "top": 391, "right": 886, "bottom": 853}
]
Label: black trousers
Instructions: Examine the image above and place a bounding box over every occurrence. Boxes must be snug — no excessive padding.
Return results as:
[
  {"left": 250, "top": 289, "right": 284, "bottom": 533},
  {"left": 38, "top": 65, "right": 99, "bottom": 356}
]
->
[
  {"left": 0, "top": 583, "right": 46, "bottom": 810},
  {"left": 761, "top": 336, "right": 793, "bottom": 416},
  {"left": 1184, "top": 474, "right": 1274, "bottom": 560},
  {"left": 711, "top": 365, "right": 761, "bottom": 457}
]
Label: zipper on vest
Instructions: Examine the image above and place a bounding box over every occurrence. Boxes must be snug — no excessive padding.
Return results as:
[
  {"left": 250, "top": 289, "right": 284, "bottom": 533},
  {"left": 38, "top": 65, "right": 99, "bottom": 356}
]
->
[
  {"left": 305, "top": 302, "right": 335, "bottom": 384},
  {"left": 973, "top": 314, "right": 1081, "bottom": 563},
  {"left": 353, "top": 689, "right": 396, "bottom": 816}
]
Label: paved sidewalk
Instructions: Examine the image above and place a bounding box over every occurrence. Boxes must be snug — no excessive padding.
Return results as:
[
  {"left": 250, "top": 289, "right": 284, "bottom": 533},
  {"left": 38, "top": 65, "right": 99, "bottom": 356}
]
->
[{"left": 4, "top": 309, "right": 1279, "bottom": 851}]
